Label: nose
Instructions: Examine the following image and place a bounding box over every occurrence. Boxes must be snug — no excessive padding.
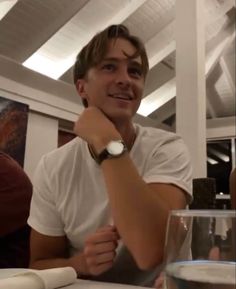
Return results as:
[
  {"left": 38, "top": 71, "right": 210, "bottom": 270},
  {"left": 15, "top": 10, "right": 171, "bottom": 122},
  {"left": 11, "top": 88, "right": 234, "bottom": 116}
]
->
[{"left": 115, "top": 67, "right": 131, "bottom": 88}]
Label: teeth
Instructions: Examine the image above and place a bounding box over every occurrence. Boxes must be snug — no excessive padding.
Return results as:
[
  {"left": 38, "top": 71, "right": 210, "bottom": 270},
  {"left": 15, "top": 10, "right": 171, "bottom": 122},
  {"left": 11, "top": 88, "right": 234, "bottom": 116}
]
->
[{"left": 109, "top": 94, "right": 132, "bottom": 100}]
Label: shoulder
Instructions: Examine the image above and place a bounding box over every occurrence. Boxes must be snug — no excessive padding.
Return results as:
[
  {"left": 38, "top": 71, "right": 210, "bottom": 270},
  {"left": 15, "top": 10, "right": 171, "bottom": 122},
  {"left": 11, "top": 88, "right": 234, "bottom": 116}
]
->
[
  {"left": 134, "top": 123, "right": 185, "bottom": 150},
  {"left": 0, "top": 151, "right": 17, "bottom": 168},
  {"left": 35, "top": 137, "right": 84, "bottom": 177},
  {"left": 0, "top": 151, "right": 30, "bottom": 179},
  {"left": 132, "top": 124, "right": 192, "bottom": 174},
  {"left": 43, "top": 137, "right": 81, "bottom": 163}
]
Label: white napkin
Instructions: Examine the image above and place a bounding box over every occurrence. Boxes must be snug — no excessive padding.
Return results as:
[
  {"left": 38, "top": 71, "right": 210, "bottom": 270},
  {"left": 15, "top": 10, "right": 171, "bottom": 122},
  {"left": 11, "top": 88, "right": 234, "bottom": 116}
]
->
[{"left": 0, "top": 267, "right": 77, "bottom": 289}]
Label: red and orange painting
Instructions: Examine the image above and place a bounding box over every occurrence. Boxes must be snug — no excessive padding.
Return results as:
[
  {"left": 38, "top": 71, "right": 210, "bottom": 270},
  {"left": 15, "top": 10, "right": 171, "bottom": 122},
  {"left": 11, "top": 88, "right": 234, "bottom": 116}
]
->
[{"left": 0, "top": 96, "right": 29, "bottom": 167}]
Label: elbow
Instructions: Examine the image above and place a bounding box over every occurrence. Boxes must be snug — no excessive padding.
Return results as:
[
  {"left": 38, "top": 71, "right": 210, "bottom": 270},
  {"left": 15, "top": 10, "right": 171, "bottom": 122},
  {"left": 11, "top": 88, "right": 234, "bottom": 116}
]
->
[{"left": 132, "top": 247, "right": 164, "bottom": 271}]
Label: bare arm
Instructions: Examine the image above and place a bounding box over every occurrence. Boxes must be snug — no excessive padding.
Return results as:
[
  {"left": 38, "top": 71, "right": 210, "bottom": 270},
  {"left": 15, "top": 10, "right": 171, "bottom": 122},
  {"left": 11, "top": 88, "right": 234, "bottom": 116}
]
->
[
  {"left": 29, "top": 229, "right": 75, "bottom": 270},
  {"left": 101, "top": 153, "right": 187, "bottom": 270},
  {"left": 29, "top": 226, "right": 118, "bottom": 276},
  {"left": 74, "top": 107, "right": 189, "bottom": 270}
]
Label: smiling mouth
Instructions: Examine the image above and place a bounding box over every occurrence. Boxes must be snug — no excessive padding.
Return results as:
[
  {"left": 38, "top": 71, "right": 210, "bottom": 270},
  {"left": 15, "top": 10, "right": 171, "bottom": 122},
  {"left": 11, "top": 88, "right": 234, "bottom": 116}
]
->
[{"left": 108, "top": 93, "right": 133, "bottom": 101}]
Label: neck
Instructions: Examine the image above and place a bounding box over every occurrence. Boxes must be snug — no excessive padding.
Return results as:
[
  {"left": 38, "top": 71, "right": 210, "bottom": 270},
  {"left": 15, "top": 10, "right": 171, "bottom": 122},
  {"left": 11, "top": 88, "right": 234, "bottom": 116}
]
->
[{"left": 113, "top": 121, "right": 136, "bottom": 151}]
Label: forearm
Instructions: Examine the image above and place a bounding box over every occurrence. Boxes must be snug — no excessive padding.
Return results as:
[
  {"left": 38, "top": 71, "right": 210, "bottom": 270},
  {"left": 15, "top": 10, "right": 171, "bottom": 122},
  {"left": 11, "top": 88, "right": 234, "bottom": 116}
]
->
[
  {"left": 30, "top": 253, "right": 87, "bottom": 276},
  {"left": 30, "top": 257, "right": 71, "bottom": 270},
  {"left": 101, "top": 153, "right": 173, "bottom": 269}
]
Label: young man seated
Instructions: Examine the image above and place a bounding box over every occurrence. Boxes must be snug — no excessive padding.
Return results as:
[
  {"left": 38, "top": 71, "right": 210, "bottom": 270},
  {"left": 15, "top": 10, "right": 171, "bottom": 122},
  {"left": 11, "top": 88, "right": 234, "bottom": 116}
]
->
[{"left": 28, "top": 24, "right": 192, "bottom": 287}]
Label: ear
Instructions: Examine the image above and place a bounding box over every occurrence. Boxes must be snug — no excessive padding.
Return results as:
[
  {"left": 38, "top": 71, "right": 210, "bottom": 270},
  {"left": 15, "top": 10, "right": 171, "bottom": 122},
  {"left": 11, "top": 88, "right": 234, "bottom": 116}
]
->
[{"left": 75, "top": 79, "right": 88, "bottom": 102}]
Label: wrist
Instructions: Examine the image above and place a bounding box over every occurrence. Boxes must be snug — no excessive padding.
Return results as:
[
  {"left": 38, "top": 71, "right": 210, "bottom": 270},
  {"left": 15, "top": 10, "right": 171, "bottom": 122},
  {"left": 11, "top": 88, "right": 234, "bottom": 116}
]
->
[
  {"left": 68, "top": 253, "right": 89, "bottom": 277},
  {"left": 91, "top": 133, "right": 122, "bottom": 155}
]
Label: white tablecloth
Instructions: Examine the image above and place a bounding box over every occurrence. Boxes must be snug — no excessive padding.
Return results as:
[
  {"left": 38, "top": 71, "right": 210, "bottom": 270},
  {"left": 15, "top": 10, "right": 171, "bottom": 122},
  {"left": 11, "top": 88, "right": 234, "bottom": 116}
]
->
[
  {"left": 63, "top": 279, "right": 151, "bottom": 289},
  {"left": 0, "top": 269, "right": 152, "bottom": 289}
]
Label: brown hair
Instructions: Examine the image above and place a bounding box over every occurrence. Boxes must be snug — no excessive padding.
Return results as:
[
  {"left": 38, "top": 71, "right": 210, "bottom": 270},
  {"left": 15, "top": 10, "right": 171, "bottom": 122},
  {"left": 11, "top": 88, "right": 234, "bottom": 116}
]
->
[{"left": 73, "top": 24, "right": 149, "bottom": 107}]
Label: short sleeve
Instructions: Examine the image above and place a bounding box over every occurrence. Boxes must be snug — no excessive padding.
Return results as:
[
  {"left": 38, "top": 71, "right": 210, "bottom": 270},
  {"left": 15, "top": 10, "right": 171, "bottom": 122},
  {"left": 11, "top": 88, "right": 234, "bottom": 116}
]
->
[
  {"left": 143, "top": 138, "right": 193, "bottom": 203},
  {"left": 27, "top": 155, "right": 65, "bottom": 236}
]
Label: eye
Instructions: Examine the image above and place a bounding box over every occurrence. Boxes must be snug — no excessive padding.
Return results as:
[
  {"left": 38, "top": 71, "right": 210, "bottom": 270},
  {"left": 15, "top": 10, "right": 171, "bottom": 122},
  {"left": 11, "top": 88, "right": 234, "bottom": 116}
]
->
[
  {"left": 101, "top": 63, "right": 116, "bottom": 71},
  {"left": 128, "top": 67, "right": 143, "bottom": 78}
]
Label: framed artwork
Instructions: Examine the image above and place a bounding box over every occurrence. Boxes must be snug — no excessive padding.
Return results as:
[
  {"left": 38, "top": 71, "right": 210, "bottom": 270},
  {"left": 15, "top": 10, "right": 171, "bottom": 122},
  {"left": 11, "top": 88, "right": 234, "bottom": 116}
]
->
[{"left": 0, "top": 96, "right": 29, "bottom": 167}]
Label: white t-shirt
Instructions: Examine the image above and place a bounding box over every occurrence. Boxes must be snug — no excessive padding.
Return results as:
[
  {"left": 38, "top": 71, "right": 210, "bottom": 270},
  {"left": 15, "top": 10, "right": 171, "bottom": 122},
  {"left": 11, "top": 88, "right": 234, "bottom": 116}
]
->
[{"left": 28, "top": 123, "right": 192, "bottom": 286}]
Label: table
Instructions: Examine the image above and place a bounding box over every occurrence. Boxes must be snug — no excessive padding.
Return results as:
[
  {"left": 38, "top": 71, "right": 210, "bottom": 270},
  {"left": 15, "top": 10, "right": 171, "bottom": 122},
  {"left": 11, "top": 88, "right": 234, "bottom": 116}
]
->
[
  {"left": 0, "top": 269, "right": 152, "bottom": 289},
  {"left": 67, "top": 279, "right": 151, "bottom": 289}
]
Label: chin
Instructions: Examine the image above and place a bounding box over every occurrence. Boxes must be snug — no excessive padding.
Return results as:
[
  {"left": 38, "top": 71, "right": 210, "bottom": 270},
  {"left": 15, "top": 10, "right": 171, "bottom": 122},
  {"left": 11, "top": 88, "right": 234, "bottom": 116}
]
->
[
  {"left": 109, "top": 112, "right": 134, "bottom": 123},
  {"left": 102, "top": 104, "right": 137, "bottom": 122}
]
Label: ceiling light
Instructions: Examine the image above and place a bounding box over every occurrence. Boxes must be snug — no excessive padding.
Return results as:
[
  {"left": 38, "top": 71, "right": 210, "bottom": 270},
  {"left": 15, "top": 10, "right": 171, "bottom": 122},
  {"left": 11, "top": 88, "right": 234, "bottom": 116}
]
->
[
  {"left": 208, "top": 148, "right": 230, "bottom": 162},
  {"left": 23, "top": 53, "right": 76, "bottom": 80},
  {"left": 0, "top": 0, "right": 17, "bottom": 21},
  {"left": 207, "top": 157, "right": 218, "bottom": 165}
]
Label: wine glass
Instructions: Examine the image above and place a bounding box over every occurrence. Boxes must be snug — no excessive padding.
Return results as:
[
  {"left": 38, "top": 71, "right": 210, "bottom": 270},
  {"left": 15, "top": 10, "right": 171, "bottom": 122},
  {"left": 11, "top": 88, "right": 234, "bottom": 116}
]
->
[{"left": 163, "top": 210, "right": 236, "bottom": 289}]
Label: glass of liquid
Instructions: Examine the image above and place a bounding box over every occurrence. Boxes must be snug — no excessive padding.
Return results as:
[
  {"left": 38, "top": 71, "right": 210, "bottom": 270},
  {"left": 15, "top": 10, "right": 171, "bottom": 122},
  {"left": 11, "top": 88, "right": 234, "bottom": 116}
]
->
[{"left": 163, "top": 210, "right": 236, "bottom": 289}]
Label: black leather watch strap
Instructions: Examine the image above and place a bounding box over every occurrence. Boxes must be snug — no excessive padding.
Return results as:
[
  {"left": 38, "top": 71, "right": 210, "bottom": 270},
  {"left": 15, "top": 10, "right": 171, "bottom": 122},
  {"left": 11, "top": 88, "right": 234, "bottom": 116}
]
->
[{"left": 88, "top": 141, "right": 127, "bottom": 165}]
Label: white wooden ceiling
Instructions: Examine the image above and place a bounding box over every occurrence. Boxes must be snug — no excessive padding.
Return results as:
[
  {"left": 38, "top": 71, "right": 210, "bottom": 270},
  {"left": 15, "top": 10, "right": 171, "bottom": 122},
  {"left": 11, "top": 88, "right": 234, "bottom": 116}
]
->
[{"left": 0, "top": 0, "right": 235, "bottom": 130}]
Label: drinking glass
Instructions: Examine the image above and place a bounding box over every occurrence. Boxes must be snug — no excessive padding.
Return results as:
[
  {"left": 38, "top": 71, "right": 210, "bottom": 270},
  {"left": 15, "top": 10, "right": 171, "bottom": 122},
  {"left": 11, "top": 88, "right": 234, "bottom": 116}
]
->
[{"left": 163, "top": 210, "right": 236, "bottom": 289}]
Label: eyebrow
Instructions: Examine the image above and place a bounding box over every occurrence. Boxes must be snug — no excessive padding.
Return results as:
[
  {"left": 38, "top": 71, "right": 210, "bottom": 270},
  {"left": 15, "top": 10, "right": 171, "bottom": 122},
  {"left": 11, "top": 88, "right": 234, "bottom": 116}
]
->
[{"left": 102, "top": 57, "right": 143, "bottom": 69}]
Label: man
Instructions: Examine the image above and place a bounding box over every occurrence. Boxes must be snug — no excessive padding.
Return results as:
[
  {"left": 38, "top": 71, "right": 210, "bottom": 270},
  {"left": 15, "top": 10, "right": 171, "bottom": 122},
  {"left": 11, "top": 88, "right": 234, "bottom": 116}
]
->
[
  {"left": 28, "top": 24, "right": 192, "bottom": 286},
  {"left": 0, "top": 151, "right": 32, "bottom": 268}
]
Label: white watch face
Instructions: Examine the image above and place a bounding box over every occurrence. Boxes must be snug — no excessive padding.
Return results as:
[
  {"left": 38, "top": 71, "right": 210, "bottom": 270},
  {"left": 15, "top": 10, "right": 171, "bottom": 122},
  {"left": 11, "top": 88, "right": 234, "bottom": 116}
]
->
[{"left": 107, "top": 141, "right": 124, "bottom": 156}]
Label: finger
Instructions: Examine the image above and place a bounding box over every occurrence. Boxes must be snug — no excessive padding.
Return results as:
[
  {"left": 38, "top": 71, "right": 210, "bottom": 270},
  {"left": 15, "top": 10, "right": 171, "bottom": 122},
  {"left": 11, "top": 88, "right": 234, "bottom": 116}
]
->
[
  {"left": 85, "top": 240, "right": 118, "bottom": 256},
  {"left": 96, "top": 251, "right": 116, "bottom": 264},
  {"left": 154, "top": 272, "right": 164, "bottom": 288},
  {"left": 87, "top": 251, "right": 116, "bottom": 266},
  {"left": 90, "top": 261, "right": 114, "bottom": 276},
  {"left": 86, "top": 231, "right": 118, "bottom": 244},
  {"left": 154, "top": 275, "right": 164, "bottom": 289}
]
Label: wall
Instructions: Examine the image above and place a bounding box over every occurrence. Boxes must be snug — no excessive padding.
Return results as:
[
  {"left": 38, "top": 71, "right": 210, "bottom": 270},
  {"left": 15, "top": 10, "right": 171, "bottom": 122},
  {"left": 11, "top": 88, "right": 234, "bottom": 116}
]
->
[
  {"left": 207, "top": 117, "right": 236, "bottom": 139},
  {"left": 0, "top": 56, "right": 84, "bottom": 180},
  {"left": 0, "top": 84, "right": 59, "bottom": 179},
  {"left": 24, "top": 112, "right": 58, "bottom": 179}
]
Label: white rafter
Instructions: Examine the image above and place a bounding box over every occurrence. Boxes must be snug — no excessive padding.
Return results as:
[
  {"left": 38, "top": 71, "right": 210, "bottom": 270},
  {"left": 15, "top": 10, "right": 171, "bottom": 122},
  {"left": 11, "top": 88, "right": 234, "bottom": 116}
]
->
[
  {"left": 0, "top": 0, "right": 17, "bottom": 21},
  {"left": 145, "top": 0, "right": 235, "bottom": 70},
  {"left": 23, "top": 0, "right": 147, "bottom": 79},
  {"left": 219, "top": 56, "right": 235, "bottom": 96},
  {"left": 145, "top": 22, "right": 175, "bottom": 69},
  {"left": 138, "top": 22, "right": 235, "bottom": 117}
]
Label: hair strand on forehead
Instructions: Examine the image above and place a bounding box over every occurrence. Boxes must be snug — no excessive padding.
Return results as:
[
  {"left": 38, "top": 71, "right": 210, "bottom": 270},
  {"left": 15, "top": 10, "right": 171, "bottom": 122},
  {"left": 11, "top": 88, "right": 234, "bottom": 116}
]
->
[{"left": 73, "top": 24, "right": 149, "bottom": 90}]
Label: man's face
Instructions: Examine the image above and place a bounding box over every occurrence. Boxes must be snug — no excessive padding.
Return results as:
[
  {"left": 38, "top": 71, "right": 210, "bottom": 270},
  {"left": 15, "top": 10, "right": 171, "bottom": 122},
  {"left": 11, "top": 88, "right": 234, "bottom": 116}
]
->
[{"left": 77, "top": 38, "right": 145, "bottom": 122}]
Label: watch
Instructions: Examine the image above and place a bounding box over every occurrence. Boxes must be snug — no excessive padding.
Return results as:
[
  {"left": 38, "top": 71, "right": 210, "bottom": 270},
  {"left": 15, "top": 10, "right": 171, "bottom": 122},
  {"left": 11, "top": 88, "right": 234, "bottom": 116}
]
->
[{"left": 93, "top": 140, "right": 127, "bottom": 165}]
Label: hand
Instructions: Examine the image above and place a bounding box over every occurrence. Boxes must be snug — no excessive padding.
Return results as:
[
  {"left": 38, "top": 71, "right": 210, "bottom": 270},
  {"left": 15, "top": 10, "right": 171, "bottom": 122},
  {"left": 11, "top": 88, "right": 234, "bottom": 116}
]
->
[
  {"left": 154, "top": 272, "right": 164, "bottom": 288},
  {"left": 74, "top": 107, "right": 121, "bottom": 153},
  {"left": 70, "top": 225, "right": 119, "bottom": 276}
]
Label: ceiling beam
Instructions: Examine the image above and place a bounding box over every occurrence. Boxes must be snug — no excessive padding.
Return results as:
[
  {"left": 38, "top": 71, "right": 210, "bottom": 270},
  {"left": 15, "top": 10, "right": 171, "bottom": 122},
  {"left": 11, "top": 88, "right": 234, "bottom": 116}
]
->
[
  {"left": 206, "top": 23, "right": 235, "bottom": 77},
  {"left": 0, "top": 0, "right": 17, "bottom": 21},
  {"left": 219, "top": 56, "right": 235, "bottom": 96},
  {"left": 25, "top": 0, "right": 148, "bottom": 79},
  {"left": 205, "top": 0, "right": 235, "bottom": 25},
  {"left": 145, "top": 22, "right": 175, "bottom": 69},
  {"left": 133, "top": 113, "right": 172, "bottom": 130},
  {"left": 139, "top": 19, "right": 235, "bottom": 118},
  {"left": 145, "top": 0, "right": 235, "bottom": 70},
  {"left": 149, "top": 98, "right": 175, "bottom": 125}
]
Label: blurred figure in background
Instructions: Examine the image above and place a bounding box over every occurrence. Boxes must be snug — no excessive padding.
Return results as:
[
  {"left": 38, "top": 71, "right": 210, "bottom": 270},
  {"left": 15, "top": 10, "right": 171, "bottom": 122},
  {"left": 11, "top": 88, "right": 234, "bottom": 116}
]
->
[{"left": 0, "top": 151, "right": 32, "bottom": 268}]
